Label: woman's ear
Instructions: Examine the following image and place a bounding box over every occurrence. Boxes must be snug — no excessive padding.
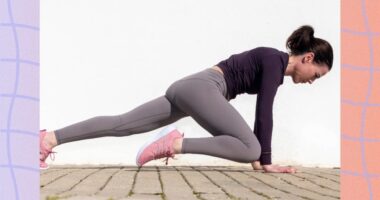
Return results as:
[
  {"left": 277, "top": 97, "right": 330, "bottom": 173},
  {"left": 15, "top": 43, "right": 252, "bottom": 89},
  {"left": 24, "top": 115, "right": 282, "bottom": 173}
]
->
[
  {"left": 305, "top": 52, "right": 315, "bottom": 63},
  {"left": 301, "top": 52, "right": 314, "bottom": 64}
]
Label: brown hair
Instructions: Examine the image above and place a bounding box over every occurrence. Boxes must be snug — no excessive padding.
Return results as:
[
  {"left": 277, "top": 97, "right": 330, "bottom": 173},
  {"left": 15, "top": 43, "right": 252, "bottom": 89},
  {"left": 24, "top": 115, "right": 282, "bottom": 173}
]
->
[{"left": 286, "top": 25, "right": 333, "bottom": 70}]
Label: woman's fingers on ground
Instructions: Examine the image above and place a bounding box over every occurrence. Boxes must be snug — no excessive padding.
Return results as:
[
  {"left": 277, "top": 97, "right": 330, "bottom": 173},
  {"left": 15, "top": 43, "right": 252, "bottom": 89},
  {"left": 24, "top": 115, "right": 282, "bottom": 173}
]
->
[{"left": 285, "top": 166, "right": 297, "bottom": 173}]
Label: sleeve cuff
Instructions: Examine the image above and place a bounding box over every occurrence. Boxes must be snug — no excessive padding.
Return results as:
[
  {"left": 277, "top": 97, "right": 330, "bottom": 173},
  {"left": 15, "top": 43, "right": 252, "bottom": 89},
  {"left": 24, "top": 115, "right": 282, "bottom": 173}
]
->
[{"left": 260, "top": 152, "right": 272, "bottom": 165}]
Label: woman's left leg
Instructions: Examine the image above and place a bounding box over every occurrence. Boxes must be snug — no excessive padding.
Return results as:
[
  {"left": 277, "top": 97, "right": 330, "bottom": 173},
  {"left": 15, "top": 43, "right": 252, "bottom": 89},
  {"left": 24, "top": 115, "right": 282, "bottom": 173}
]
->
[
  {"left": 52, "top": 96, "right": 188, "bottom": 145},
  {"left": 41, "top": 94, "right": 188, "bottom": 169}
]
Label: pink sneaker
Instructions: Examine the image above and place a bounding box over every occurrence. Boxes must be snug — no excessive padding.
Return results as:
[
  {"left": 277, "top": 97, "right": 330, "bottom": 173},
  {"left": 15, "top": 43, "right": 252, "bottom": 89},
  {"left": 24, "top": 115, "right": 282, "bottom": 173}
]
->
[
  {"left": 40, "top": 129, "right": 57, "bottom": 170},
  {"left": 136, "top": 125, "right": 184, "bottom": 167}
]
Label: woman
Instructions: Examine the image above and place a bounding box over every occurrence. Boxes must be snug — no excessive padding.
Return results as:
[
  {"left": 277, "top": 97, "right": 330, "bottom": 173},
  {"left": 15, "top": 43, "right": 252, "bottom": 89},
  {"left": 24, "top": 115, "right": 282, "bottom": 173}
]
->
[{"left": 40, "top": 25, "right": 333, "bottom": 173}]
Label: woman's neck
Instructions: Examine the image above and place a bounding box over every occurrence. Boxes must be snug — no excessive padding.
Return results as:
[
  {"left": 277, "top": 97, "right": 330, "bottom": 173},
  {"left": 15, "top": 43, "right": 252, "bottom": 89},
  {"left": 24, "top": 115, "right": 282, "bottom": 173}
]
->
[{"left": 285, "top": 54, "right": 297, "bottom": 76}]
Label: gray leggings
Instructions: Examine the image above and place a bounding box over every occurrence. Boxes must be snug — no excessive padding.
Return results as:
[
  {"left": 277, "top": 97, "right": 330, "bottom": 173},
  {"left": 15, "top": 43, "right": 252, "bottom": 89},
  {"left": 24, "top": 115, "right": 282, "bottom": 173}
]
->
[{"left": 54, "top": 68, "right": 261, "bottom": 163}]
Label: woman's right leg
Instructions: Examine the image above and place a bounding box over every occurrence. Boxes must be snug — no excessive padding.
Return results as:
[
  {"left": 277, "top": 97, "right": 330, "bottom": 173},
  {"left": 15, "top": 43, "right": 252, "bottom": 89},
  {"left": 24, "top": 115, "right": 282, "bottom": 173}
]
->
[
  {"left": 165, "top": 68, "right": 262, "bottom": 163},
  {"left": 51, "top": 96, "right": 188, "bottom": 146}
]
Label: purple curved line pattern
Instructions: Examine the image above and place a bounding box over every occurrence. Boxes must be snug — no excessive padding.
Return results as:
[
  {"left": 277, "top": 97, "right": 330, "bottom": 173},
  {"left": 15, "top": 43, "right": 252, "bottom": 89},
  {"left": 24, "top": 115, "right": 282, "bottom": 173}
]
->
[
  {"left": 358, "top": 0, "right": 375, "bottom": 198},
  {"left": 341, "top": 170, "right": 380, "bottom": 178},
  {"left": 4, "top": 0, "right": 22, "bottom": 198},
  {"left": 0, "top": 23, "right": 39, "bottom": 31},
  {"left": 0, "top": 94, "right": 39, "bottom": 101},
  {"left": 342, "top": 64, "right": 380, "bottom": 71},
  {"left": 0, "top": 165, "right": 39, "bottom": 172},
  {"left": 342, "top": 28, "right": 380, "bottom": 36},
  {"left": 0, "top": 58, "right": 39, "bottom": 66},
  {"left": 5, "top": 0, "right": 20, "bottom": 200},
  {"left": 342, "top": 134, "right": 380, "bottom": 143},
  {"left": 342, "top": 99, "right": 380, "bottom": 107},
  {"left": 0, "top": 129, "right": 39, "bottom": 137},
  {"left": 2, "top": 0, "right": 41, "bottom": 197}
]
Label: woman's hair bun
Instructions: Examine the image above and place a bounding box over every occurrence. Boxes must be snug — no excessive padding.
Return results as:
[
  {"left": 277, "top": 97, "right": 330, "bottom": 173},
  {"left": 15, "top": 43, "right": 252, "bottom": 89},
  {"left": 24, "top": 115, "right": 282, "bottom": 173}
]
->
[{"left": 286, "top": 25, "right": 315, "bottom": 55}]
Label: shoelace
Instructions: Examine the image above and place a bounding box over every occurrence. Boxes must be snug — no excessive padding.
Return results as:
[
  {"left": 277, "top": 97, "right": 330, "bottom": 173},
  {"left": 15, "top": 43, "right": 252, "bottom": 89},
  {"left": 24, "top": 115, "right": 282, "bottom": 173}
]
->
[
  {"left": 153, "top": 132, "right": 184, "bottom": 166},
  {"left": 152, "top": 139, "right": 174, "bottom": 165},
  {"left": 48, "top": 151, "right": 57, "bottom": 161},
  {"left": 162, "top": 157, "right": 178, "bottom": 165},
  {"left": 41, "top": 148, "right": 57, "bottom": 161}
]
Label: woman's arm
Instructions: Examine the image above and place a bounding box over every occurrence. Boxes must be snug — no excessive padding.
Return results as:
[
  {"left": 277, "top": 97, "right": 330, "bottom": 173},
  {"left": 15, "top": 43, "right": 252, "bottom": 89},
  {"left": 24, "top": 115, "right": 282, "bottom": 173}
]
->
[{"left": 253, "top": 55, "right": 285, "bottom": 165}]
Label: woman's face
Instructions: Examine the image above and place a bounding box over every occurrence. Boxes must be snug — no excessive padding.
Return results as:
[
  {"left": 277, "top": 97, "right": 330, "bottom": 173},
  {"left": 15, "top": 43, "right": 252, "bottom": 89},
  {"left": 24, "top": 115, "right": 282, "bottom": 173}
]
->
[{"left": 291, "top": 53, "right": 330, "bottom": 84}]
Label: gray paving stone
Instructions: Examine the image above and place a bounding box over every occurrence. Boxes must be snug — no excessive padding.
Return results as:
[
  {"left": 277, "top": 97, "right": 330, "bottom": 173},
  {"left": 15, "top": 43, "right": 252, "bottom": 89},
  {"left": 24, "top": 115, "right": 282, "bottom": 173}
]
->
[
  {"left": 291, "top": 172, "right": 340, "bottom": 191},
  {"left": 41, "top": 165, "right": 340, "bottom": 200},
  {"left": 138, "top": 166, "right": 158, "bottom": 172},
  {"left": 298, "top": 167, "right": 340, "bottom": 175},
  {"left": 300, "top": 168, "right": 340, "bottom": 183},
  {"left": 41, "top": 169, "right": 79, "bottom": 187},
  {"left": 200, "top": 193, "right": 232, "bottom": 200},
  {"left": 61, "top": 195, "right": 110, "bottom": 200},
  {"left": 40, "top": 168, "right": 62, "bottom": 175},
  {"left": 179, "top": 168, "right": 224, "bottom": 194},
  {"left": 96, "top": 169, "right": 136, "bottom": 199},
  {"left": 268, "top": 173, "right": 340, "bottom": 199},
  {"left": 133, "top": 169, "right": 161, "bottom": 194},
  {"left": 245, "top": 171, "right": 338, "bottom": 200},
  {"left": 159, "top": 169, "right": 198, "bottom": 200},
  {"left": 201, "top": 170, "right": 267, "bottom": 200},
  {"left": 60, "top": 168, "right": 121, "bottom": 197},
  {"left": 123, "top": 194, "right": 162, "bottom": 200},
  {"left": 42, "top": 168, "right": 99, "bottom": 195},
  {"left": 223, "top": 171, "right": 304, "bottom": 200},
  {"left": 310, "top": 167, "right": 340, "bottom": 176}
]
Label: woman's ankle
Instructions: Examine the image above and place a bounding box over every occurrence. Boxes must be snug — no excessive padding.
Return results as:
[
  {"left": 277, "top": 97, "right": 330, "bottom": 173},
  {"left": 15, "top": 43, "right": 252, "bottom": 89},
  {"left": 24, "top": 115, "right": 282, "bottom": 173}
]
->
[
  {"left": 44, "top": 131, "right": 58, "bottom": 149},
  {"left": 173, "top": 138, "right": 183, "bottom": 154}
]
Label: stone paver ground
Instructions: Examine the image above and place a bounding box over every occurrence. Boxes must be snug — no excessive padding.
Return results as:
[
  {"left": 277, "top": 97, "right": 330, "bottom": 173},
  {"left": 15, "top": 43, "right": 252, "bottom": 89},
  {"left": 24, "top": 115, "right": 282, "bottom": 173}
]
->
[{"left": 41, "top": 165, "right": 340, "bottom": 200}]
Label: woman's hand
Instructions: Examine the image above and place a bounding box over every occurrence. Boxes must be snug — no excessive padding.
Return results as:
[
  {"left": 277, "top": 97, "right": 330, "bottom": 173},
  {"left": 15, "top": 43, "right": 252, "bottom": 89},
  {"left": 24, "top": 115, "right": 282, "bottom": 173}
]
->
[{"left": 262, "top": 164, "right": 297, "bottom": 173}]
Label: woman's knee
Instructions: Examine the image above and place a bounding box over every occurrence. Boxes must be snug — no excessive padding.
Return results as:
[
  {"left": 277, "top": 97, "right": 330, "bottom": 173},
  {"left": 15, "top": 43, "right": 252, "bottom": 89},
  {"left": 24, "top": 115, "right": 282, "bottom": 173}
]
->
[
  {"left": 239, "top": 142, "right": 261, "bottom": 163},
  {"left": 249, "top": 144, "right": 262, "bottom": 162}
]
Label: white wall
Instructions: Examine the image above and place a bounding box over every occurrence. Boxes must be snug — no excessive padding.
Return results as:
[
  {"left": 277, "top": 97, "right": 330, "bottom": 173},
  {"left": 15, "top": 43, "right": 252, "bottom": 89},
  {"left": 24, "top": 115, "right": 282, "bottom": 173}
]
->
[{"left": 41, "top": 0, "right": 340, "bottom": 167}]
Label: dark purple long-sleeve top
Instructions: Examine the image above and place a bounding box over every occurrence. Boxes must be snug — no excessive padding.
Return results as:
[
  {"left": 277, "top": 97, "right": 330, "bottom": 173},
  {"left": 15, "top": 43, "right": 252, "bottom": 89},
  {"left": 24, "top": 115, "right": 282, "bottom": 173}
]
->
[{"left": 216, "top": 47, "right": 289, "bottom": 165}]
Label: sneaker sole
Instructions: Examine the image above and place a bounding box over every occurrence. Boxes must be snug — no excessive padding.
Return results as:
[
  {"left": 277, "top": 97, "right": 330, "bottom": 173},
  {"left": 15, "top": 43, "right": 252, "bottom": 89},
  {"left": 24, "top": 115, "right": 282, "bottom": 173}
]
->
[
  {"left": 40, "top": 166, "right": 49, "bottom": 170},
  {"left": 136, "top": 125, "right": 177, "bottom": 166}
]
